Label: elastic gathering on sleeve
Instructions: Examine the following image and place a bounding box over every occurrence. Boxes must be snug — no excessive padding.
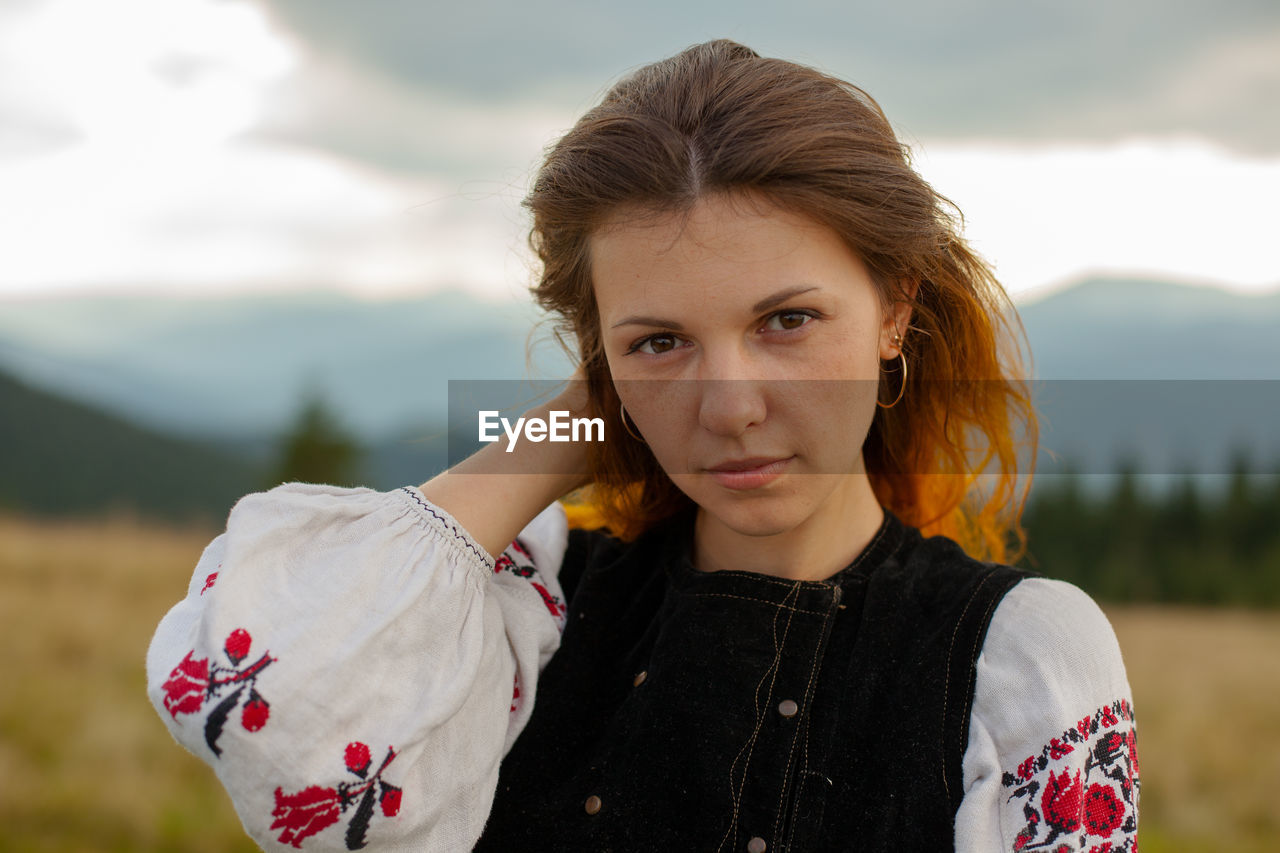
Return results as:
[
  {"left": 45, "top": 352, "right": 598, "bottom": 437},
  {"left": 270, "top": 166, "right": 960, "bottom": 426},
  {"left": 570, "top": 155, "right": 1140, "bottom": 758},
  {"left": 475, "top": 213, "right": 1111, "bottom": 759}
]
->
[
  {"left": 145, "top": 483, "right": 569, "bottom": 852},
  {"left": 954, "top": 578, "right": 1140, "bottom": 853},
  {"left": 480, "top": 495, "right": 571, "bottom": 754}
]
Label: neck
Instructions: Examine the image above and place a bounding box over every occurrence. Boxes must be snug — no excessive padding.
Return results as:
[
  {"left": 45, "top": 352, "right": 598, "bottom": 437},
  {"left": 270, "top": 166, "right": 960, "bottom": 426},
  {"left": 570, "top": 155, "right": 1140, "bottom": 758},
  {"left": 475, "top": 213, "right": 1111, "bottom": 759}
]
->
[{"left": 692, "top": 473, "right": 886, "bottom": 582}]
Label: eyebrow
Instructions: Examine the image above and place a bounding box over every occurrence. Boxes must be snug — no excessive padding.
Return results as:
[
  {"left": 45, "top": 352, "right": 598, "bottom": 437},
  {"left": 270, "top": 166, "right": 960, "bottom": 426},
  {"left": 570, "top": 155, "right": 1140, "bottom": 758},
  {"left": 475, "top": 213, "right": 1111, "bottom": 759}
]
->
[{"left": 609, "top": 285, "right": 822, "bottom": 330}]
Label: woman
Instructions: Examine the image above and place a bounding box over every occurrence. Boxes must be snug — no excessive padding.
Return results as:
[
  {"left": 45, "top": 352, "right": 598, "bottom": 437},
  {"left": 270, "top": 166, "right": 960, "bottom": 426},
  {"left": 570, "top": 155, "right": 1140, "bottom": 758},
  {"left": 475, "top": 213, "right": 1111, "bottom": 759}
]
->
[{"left": 147, "top": 40, "right": 1138, "bottom": 851}]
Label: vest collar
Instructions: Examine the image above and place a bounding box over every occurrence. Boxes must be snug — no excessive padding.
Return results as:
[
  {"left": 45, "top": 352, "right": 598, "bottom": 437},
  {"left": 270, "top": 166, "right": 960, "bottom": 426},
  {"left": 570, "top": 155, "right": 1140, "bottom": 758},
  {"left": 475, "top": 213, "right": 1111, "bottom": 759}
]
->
[{"left": 656, "top": 503, "right": 912, "bottom": 597}]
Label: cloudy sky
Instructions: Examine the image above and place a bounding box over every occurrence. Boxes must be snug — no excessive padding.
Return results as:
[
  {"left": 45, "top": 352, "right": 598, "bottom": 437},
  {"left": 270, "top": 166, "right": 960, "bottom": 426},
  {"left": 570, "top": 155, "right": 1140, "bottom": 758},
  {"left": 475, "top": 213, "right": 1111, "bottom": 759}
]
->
[{"left": 1, "top": 0, "right": 1277, "bottom": 303}]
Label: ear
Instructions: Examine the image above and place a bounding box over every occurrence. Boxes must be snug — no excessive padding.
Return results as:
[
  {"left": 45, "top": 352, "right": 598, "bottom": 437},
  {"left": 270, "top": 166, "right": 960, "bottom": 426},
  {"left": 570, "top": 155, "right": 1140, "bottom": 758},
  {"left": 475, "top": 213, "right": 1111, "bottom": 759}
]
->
[{"left": 879, "top": 279, "right": 919, "bottom": 360}]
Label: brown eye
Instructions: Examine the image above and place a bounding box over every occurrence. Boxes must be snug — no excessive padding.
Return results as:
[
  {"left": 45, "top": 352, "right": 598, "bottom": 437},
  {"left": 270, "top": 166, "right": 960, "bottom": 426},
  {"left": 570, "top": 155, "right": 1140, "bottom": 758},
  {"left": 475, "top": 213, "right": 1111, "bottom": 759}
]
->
[
  {"left": 763, "top": 311, "right": 816, "bottom": 332},
  {"left": 628, "top": 334, "right": 683, "bottom": 356}
]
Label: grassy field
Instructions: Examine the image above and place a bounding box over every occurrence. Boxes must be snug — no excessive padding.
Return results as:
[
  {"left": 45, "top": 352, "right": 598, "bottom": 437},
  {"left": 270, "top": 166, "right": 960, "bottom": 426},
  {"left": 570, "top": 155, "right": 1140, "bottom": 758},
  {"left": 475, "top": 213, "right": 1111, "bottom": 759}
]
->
[
  {"left": 0, "top": 513, "right": 1277, "bottom": 852},
  {"left": 1109, "top": 605, "right": 1280, "bottom": 852}
]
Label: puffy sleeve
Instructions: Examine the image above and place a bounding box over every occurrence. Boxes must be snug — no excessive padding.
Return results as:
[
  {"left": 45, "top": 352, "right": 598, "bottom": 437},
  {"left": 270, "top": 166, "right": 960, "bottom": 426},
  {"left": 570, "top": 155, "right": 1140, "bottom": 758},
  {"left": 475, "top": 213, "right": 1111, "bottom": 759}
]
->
[
  {"left": 145, "top": 483, "right": 570, "bottom": 852},
  {"left": 954, "top": 578, "right": 1140, "bottom": 852}
]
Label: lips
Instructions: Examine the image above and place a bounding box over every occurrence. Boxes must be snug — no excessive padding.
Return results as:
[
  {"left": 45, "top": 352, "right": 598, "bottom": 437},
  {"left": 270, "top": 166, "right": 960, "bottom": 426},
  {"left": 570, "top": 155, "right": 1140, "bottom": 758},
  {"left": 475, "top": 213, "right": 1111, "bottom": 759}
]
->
[
  {"left": 704, "top": 456, "right": 794, "bottom": 490},
  {"left": 707, "top": 456, "right": 790, "bottom": 472}
]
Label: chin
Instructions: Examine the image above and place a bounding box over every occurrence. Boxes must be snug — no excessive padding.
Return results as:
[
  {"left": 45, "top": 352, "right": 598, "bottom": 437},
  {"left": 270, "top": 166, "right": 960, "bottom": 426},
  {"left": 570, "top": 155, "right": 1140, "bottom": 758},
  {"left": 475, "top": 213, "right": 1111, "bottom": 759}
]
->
[{"left": 695, "top": 490, "right": 815, "bottom": 539}]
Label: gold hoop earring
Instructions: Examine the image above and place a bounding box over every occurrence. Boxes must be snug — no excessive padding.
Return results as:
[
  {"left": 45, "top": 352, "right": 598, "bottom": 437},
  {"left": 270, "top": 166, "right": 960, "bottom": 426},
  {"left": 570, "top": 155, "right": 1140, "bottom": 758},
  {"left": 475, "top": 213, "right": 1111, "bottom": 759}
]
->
[
  {"left": 620, "top": 401, "right": 646, "bottom": 442},
  {"left": 877, "top": 334, "right": 907, "bottom": 410}
]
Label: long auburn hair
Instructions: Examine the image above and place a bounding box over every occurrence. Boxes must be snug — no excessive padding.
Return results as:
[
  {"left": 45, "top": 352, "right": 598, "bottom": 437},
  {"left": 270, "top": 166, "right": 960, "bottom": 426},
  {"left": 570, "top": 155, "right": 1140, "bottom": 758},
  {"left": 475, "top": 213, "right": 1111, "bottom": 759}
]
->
[{"left": 526, "top": 39, "right": 1038, "bottom": 564}]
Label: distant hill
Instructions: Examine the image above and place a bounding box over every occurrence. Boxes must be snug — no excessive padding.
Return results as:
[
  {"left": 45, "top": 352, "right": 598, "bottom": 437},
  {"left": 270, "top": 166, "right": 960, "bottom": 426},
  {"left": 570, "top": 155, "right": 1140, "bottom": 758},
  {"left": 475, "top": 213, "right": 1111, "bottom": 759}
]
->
[
  {"left": 0, "top": 277, "right": 1277, "bottom": 495},
  {"left": 0, "top": 368, "right": 260, "bottom": 522},
  {"left": 1, "top": 278, "right": 1277, "bottom": 444},
  {"left": 1018, "top": 276, "right": 1280, "bottom": 379},
  {"left": 0, "top": 289, "right": 574, "bottom": 441},
  {"left": 1013, "top": 276, "right": 1280, "bottom": 480}
]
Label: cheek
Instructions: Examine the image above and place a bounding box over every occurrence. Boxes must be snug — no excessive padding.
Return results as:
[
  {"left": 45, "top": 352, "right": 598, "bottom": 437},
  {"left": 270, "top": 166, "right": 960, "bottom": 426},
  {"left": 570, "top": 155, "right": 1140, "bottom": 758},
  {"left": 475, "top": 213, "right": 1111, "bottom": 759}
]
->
[
  {"left": 840, "top": 383, "right": 880, "bottom": 450},
  {"left": 615, "top": 377, "right": 663, "bottom": 416},
  {"left": 614, "top": 378, "right": 695, "bottom": 456},
  {"left": 785, "top": 381, "right": 878, "bottom": 469},
  {"left": 827, "top": 318, "right": 884, "bottom": 380}
]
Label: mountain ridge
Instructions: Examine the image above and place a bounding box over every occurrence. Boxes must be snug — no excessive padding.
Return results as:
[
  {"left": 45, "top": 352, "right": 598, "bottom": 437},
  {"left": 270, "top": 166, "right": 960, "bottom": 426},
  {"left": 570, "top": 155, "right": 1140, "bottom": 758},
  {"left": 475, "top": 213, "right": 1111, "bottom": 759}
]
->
[
  {"left": 0, "top": 368, "right": 258, "bottom": 522},
  {"left": 1, "top": 276, "right": 1277, "bottom": 506}
]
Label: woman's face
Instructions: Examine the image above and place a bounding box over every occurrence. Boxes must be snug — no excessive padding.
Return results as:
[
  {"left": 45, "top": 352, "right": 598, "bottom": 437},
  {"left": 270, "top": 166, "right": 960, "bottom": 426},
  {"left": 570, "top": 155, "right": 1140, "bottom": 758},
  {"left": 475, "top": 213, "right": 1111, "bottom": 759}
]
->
[{"left": 591, "top": 191, "right": 909, "bottom": 540}]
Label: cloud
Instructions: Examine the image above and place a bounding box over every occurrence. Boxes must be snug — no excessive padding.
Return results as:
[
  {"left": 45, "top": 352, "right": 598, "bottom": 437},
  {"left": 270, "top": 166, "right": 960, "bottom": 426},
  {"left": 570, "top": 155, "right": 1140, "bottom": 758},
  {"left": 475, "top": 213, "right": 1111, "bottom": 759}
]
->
[
  {"left": 0, "top": 105, "right": 81, "bottom": 159},
  {"left": 1053, "top": 28, "right": 1280, "bottom": 155},
  {"left": 0, "top": 0, "right": 298, "bottom": 153},
  {"left": 913, "top": 138, "right": 1280, "bottom": 298},
  {"left": 0, "top": 0, "right": 540, "bottom": 300},
  {"left": 254, "top": 0, "right": 1280, "bottom": 156},
  {"left": 1, "top": 0, "right": 1276, "bottom": 302},
  {"left": 249, "top": 50, "right": 577, "bottom": 180},
  {"left": 0, "top": 135, "right": 538, "bottom": 299}
]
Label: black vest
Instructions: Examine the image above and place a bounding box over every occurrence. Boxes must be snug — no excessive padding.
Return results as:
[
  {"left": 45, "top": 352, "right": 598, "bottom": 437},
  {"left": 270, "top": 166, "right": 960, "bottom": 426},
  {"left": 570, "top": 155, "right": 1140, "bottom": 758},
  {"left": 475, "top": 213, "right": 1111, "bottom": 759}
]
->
[{"left": 474, "top": 506, "right": 1031, "bottom": 852}]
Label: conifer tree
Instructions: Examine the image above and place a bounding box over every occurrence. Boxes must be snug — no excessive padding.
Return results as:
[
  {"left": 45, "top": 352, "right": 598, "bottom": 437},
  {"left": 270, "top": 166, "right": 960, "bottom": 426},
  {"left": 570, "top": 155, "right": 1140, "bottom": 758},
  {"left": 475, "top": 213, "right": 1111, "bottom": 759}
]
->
[{"left": 270, "top": 391, "right": 362, "bottom": 488}]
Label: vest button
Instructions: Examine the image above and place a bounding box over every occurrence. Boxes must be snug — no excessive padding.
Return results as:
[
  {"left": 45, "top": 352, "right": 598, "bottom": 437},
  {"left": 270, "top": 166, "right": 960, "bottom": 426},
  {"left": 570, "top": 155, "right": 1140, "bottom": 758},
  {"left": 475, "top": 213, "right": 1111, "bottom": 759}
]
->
[
  {"left": 777, "top": 699, "right": 798, "bottom": 717},
  {"left": 633, "top": 670, "right": 648, "bottom": 687},
  {"left": 747, "top": 837, "right": 767, "bottom": 852},
  {"left": 584, "top": 795, "right": 602, "bottom": 815}
]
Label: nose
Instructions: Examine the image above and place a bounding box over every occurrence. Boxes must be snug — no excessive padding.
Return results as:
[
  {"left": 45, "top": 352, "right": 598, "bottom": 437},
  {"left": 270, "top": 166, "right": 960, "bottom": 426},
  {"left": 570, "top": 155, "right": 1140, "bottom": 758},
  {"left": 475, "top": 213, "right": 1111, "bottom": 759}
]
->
[{"left": 696, "top": 347, "right": 767, "bottom": 437}]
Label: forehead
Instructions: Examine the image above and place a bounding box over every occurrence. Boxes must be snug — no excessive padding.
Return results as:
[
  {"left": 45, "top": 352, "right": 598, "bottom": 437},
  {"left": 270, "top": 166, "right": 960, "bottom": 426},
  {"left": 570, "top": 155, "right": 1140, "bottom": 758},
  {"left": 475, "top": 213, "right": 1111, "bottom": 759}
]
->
[{"left": 588, "top": 192, "right": 874, "bottom": 315}]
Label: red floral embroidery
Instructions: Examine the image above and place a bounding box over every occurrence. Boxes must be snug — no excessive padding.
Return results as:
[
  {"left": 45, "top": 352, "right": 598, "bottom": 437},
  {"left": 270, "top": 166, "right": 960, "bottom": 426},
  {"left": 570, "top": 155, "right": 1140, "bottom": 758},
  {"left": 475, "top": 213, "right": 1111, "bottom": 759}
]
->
[
  {"left": 241, "top": 692, "right": 270, "bottom": 732},
  {"left": 1083, "top": 783, "right": 1124, "bottom": 838},
  {"left": 345, "top": 742, "right": 371, "bottom": 775},
  {"left": 530, "top": 580, "right": 568, "bottom": 625},
  {"left": 200, "top": 571, "right": 219, "bottom": 595},
  {"left": 1125, "top": 729, "right": 1140, "bottom": 780},
  {"left": 225, "top": 628, "right": 252, "bottom": 664},
  {"left": 380, "top": 786, "right": 401, "bottom": 817},
  {"left": 510, "top": 670, "right": 522, "bottom": 714},
  {"left": 1003, "top": 699, "right": 1139, "bottom": 851},
  {"left": 494, "top": 537, "right": 567, "bottom": 633},
  {"left": 271, "top": 785, "right": 342, "bottom": 848},
  {"left": 159, "top": 627, "right": 276, "bottom": 756},
  {"left": 161, "top": 651, "right": 209, "bottom": 717},
  {"left": 1041, "top": 769, "right": 1083, "bottom": 833},
  {"left": 271, "top": 743, "right": 401, "bottom": 850}
]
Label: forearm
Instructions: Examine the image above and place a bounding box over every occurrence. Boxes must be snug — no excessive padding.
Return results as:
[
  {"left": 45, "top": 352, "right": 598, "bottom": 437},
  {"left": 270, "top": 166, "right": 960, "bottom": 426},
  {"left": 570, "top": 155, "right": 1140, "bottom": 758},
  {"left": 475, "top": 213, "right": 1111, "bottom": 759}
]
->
[
  {"left": 146, "top": 483, "right": 570, "bottom": 851},
  {"left": 419, "top": 398, "right": 591, "bottom": 562}
]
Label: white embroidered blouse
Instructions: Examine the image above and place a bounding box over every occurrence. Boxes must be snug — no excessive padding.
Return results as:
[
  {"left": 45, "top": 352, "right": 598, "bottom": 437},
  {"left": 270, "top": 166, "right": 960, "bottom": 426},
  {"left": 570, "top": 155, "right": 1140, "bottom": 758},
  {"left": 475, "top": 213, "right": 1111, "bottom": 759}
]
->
[{"left": 145, "top": 483, "right": 1140, "bottom": 852}]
